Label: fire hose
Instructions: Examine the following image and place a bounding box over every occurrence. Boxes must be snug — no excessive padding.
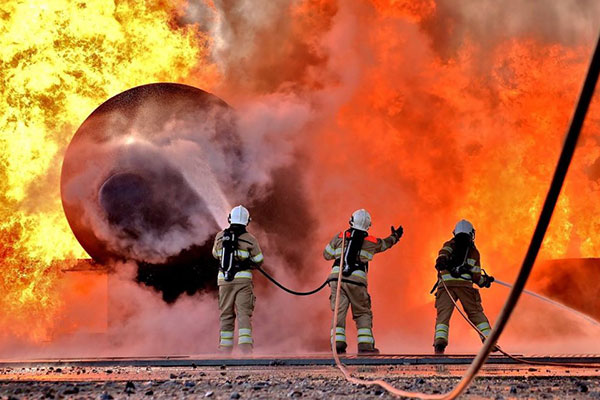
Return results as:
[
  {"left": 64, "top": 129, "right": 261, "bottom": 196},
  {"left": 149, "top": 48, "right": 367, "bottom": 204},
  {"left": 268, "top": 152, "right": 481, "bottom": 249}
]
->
[
  {"left": 260, "top": 263, "right": 600, "bottom": 330},
  {"left": 256, "top": 267, "right": 328, "bottom": 296},
  {"left": 256, "top": 266, "right": 365, "bottom": 296},
  {"left": 328, "top": 28, "right": 600, "bottom": 399}
]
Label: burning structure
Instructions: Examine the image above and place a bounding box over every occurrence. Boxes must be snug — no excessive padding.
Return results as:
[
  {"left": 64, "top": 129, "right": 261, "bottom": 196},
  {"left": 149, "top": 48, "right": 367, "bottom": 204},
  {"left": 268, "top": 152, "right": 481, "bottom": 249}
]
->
[
  {"left": 60, "top": 81, "right": 318, "bottom": 305},
  {"left": 60, "top": 83, "right": 234, "bottom": 300}
]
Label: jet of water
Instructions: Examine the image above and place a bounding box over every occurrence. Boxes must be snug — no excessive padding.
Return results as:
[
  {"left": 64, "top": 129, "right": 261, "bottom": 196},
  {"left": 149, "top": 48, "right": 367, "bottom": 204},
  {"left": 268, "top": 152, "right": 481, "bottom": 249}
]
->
[
  {"left": 494, "top": 278, "right": 600, "bottom": 328},
  {"left": 164, "top": 140, "right": 232, "bottom": 230}
]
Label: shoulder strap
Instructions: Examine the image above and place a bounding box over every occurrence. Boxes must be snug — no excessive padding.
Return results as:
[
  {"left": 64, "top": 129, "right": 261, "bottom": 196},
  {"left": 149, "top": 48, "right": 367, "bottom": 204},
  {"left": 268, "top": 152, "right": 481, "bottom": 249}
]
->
[{"left": 220, "top": 228, "right": 238, "bottom": 270}]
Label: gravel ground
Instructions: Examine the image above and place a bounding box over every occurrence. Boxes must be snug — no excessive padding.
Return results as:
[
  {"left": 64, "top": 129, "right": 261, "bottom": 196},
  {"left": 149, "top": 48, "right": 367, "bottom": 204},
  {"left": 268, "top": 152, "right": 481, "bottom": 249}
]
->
[{"left": 0, "top": 364, "right": 598, "bottom": 399}]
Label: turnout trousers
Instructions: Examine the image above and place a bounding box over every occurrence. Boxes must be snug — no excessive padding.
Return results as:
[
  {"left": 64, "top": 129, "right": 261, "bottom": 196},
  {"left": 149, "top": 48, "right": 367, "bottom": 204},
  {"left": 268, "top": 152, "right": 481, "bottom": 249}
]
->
[
  {"left": 434, "top": 286, "right": 491, "bottom": 347},
  {"left": 218, "top": 280, "right": 255, "bottom": 349},
  {"left": 329, "top": 281, "right": 375, "bottom": 351}
]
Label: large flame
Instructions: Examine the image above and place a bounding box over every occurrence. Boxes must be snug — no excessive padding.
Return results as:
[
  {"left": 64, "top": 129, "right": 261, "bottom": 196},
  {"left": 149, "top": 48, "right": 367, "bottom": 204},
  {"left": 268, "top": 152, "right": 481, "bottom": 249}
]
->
[
  {"left": 303, "top": 2, "right": 600, "bottom": 350},
  {"left": 1, "top": 0, "right": 600, "bottom": 351},
  {"left": 0, "top": 0, "right": 216, "bottom": 340}
]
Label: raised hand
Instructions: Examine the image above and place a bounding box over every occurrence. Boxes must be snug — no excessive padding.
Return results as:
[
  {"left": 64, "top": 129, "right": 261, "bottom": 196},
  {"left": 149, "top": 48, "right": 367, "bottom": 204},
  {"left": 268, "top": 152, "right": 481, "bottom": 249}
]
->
[{"left": 390, "top": 225, "right": 403, "bottom": 239}]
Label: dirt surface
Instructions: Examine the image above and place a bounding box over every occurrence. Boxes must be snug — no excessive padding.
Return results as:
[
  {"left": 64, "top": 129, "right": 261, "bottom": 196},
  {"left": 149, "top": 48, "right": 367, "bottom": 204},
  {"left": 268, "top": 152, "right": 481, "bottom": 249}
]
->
[{"left": 0, "top": 364, "right": 598, "bottom": 399}]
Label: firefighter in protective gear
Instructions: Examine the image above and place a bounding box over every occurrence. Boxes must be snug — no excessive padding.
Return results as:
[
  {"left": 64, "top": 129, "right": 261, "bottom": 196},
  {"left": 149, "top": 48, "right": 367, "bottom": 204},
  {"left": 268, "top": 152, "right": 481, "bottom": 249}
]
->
[
  {"left": 324, "top": 209, "right": 403, "bottom": 354},
  {"left": 432, "top": 219, "right": 495, "bottom": 355},
  {"left": 212, "top": 205, "right": 264, "bottom": 353}
]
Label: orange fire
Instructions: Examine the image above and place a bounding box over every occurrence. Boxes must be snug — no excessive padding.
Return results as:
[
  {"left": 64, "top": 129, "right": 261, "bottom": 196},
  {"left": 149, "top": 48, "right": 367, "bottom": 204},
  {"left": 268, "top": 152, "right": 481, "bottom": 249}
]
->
[
  {"left": 304, "top": 2, "right": 600, "bottom": 349},
  {"left": 0, "top": 0, "right": 217, "bottom": 340},
  {"left": 1, "top": 0, "right": 600, "bottom": 351}
]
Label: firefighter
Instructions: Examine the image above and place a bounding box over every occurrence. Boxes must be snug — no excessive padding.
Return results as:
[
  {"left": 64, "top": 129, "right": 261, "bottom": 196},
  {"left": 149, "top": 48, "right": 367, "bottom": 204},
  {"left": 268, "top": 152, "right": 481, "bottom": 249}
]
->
[
  {"left": 212, "top": 205, "right": 264, "bottom": 354},
  {"left": 324, "top": 209, "right": 403, "bottom": 354},
  {"left": 432, "top": 219, "right": 495, "bottom": 355}
]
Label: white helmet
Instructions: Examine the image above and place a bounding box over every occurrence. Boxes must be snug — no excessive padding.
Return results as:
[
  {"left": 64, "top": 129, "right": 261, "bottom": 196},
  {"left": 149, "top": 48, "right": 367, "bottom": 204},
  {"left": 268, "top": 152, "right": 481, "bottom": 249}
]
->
[
  {"left": 350, "top": 209, "right": 372, "bottom": 231},
  {"left": 228, "top": 205, "right": 251, "bottom": 226},
  {"left": 453, "top": 219, "right": 475, "bottom": 240}
]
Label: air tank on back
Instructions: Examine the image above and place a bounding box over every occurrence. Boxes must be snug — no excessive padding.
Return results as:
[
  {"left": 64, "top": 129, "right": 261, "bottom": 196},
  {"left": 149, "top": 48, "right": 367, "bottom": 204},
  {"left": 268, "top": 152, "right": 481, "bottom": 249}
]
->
[{"left": 61, "top": 83, "right": 242, "bottom": 301}]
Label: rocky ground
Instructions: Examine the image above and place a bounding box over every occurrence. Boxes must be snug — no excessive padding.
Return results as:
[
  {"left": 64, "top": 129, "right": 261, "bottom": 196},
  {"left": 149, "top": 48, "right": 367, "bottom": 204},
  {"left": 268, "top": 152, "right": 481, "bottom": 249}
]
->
[{"left": 0, "top": 364, "right": 598, "bottom": 399}]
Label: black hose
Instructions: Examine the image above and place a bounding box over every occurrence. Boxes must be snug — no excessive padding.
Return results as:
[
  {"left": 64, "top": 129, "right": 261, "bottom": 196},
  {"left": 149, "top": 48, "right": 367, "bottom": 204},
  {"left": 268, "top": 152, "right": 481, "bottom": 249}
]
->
[
  {"left": 256, "top": 266, "right": 365, "bottom": 296},
  {"left": 446, "top": 31, "right": 600, "bottom": 399},
  {"left": 256, "top": 267, "right": 329, "bottom": 296}
]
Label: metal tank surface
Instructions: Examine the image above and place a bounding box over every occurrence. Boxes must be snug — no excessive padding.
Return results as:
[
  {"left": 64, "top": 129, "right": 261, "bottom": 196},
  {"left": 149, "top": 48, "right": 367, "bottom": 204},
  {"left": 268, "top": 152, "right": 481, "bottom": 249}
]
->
[{"left": 60, "top": 83, "right": 243, "bottom": 301}]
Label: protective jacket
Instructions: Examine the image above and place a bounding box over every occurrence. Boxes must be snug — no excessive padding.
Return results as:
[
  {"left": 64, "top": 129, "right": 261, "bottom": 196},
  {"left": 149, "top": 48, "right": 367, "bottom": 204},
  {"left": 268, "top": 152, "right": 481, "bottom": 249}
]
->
[
  {"left": 324, "top": 229, "right": 398, "bottom": 285},
  {"left": 436, "top": 238, "right": 487, "bottom": 287},
  {"left": 212, "top": 226, "right": 264, "bottom": 286}
]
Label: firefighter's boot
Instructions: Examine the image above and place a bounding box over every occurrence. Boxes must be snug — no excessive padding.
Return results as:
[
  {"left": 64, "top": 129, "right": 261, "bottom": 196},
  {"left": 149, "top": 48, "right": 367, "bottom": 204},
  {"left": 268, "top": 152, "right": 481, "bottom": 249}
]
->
[
  {"left": 434, "top": 343, "right": 446, "bottom": 355},
  {"left": 335, "top": 341, "right": 347, "bottom": 354},
  {"left": 357, "top": 343, "right": 380, "bottom": 354}
]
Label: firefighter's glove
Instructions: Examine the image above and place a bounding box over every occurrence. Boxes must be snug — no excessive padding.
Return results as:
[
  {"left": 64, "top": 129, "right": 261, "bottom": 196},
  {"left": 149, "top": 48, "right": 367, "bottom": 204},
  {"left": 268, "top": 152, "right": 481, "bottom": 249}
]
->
[
  {"left": 391, "top": 225, "right": 403, "bottom": 240},
  {"left": 478, "top": 275, "right": 494, "bottom": 288},
  {"left": 435, "top": 260, "right": 447, "bottom": 272},
  {"left": 484, "top": 275, "right": 495, "bottom": 288}
]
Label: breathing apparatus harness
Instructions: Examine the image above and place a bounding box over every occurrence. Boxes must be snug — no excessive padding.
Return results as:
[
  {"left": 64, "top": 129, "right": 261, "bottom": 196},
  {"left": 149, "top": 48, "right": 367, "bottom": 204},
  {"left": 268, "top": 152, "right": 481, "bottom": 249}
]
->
[
  {"left": 448, "top": 238, "right": 472, "bottom": 278},
  {"left": 220, "top": 224, "right": 253, "bottom": 282},
  {"left": 430, "top": 236, "right": 493, "bottom": 293},
  {"left": 335, "top": 228, "right": 368, "bottom": 277}
]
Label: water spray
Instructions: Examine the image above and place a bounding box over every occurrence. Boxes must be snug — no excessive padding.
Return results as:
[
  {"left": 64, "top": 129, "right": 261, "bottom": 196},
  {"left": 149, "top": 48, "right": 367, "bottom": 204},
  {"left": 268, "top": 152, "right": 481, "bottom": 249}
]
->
[{"left": 494, "top": 279, "right": 600, "bottom": 328}]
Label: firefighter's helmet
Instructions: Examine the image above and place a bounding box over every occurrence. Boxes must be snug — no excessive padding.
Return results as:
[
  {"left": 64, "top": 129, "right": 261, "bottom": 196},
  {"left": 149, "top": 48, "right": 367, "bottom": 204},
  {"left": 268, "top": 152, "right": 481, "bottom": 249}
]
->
[
  {"left": 453, "top": 219, "right": 475, "bottom": 240},
  {"left": 228, "top": 205, "right": 251, "bottom": 226},
  {"left": 350, "top": 209, "right": 372, "bottom": 231}
]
